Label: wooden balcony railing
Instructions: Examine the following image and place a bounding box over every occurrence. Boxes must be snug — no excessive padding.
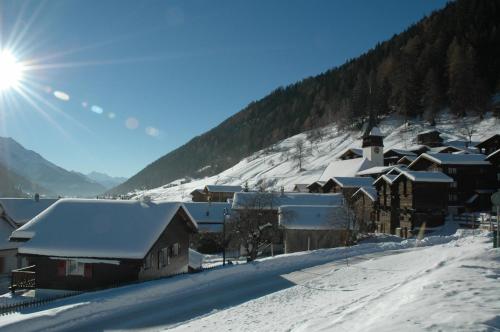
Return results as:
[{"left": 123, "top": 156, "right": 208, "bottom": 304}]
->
[{"left": 10, "top": 265, "right": 36, "bottom": 291}]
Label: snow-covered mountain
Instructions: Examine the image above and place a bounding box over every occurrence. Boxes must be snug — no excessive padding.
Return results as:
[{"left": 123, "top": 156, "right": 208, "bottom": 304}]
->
[
  {"left": 0, "top": 137, "right": 106, "bottom": 197},
  {"left": 131, "top": 113, "right": 499, "bottom": 201},
  {"left": 85, "top": 172, "right": 127, "bottom": 190}
]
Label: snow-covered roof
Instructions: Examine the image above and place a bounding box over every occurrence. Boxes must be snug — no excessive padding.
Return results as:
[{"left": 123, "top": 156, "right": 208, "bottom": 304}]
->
[
  {"left": 396, "top": 171, "right": 453, "bottom": 183},
  {"left": 418, "top": 129, "right": 441, "bottom": 136},
  {"left": 190, "top": 189, "right": 205, "bottom": 195},
  {"left": 331, "top": 177, "right": 374, "bottom": 188},
  {"left": 292, "top": 184, "right": 310, "bottom": 192},
  {"left": 475, "top": 134, "right": 500, "bottom": 148},
  {"left": 337, "top": 148, "right": 363, "bottom": 159},
  {"left": 320, "top": 158, "right": 375, "bottom": 181},
  {"left": 205, "top": 185, "right": 242, "bottom": 193},
  {"left": 14, "top": 199, "right": 197, "bottom": 259},
  {"left": 429, "top": 146, "right": 462, "bottom": 153},
  {"left": 409, "top": 153, "right": 490, "bottom": 167},
  {"left": 188, "top": 248, "right": 203, "bottom": 270},
  {"left": 383, "top": 148, "right": 416, "bottom": 156},
  {"left": 232, "top": 192, "right": 343, "bottom": 210},
  {"left": 352, "top": 186, "right": 378, "bottom": 201},
  {"left": 369, "top": 127, "right": 383, "bottom": 137},
  {"left": 356, "top": 165, "right": 397, "bottom": 176},
  {"left": 278, "top": 205, "right": 348, "bottom": 230},
  {"left": 183, "top": 202, "right": 230, "bottom": 233},
  {"left": 374, "top": 174, "right": 398, "bottom": 185},
  {"left": 397, "top": 156, "right": 417, "bottom": 164},
  {"left": 0, "top": 198, "right": 58, "bottom": 226}
]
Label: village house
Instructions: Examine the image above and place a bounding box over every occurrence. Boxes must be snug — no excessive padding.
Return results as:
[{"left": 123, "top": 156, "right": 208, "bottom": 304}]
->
[
  {"left": 351, "top": 186, "right": 378, "bottom": 233},
  {"left": 278, "top": 205, "right": 350, "bottom": 253},
  {"left": 0, "top": 197, "right": 57, "bottom": 275},
  {"left": 397, "top": 155, "right": 417, "bottom": 166},
  {"left": 190, "top": 189, "right": 208, "bottom": 202},
  {"left": 383, "top": 148, "right": 416, "bottom": 166},
  {"left": 391, "top": 171, "right": 452, "bottom": 238},
  {"left": 9, "top": 199, "right": 197, "bottom": 291},
  {"left": 475, "top": 134, "right": 500, "bottom": 155},
  {"left": 356, "top": 165, "right": 407, "bottom": 179},
  {"left": 321, "top": 177, "right": 373, "bottom": 205},
  {"left": 205, "top": 185, "right": 243, "bottom": 202},
  {"left": 338, "top": 148, "right": 363, "bottom": 160},
  {"left": 408, "top": 153, "right": 496, "bottom": 213},
  {"left": 183, "top": 202, "right": 231, "bottom": 254},
  {"left": 417, "top": 129, "right": 443, "bottom": 147},
  {"left": 373, "top": 174, "right": 399, "bottom": 234},
  {"left": 307, "top": 181, "right": 326, "bottom": 193}
]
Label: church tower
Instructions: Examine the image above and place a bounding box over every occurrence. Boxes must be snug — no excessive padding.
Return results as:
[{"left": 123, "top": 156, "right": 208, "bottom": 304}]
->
[{"left": 362, "top": 127, "right": 384, "bottom": 166}]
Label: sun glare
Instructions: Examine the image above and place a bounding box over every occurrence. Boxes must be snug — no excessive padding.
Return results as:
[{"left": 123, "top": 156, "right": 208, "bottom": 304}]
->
[{"left": 0, "top": 50, "right": 24, "bottom": 91}]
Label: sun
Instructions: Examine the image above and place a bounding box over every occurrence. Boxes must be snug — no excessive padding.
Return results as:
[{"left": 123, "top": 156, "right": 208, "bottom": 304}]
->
[{"left": 0, "top": 50, "right": 25, "bottom": 91}]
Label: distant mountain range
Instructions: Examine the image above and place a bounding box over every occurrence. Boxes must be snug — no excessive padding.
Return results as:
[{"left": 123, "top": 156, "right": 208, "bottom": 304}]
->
[
  {"left": 109, "top": 0, "right": 500, "bottom": 195},
  {"left": 0, "top": 137, "right": 126, "bottom": 197}
]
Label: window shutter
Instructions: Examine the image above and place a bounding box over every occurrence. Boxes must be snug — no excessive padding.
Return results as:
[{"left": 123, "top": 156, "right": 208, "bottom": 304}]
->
[
  {"left": 57, "top": 260, "right": 66, "bottom": 276},
  {"left": 84, "top": 264, "right": 93, "bottom": 278}
]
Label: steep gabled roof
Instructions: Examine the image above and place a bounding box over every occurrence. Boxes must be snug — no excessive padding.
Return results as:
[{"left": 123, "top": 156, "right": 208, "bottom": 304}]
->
[
  {"left": 352, "top": 186, "right": 378, "bottom": 201},
  {"left": 475, "top": 134, "right": 500, "bottom": 148},
  {"left": 337, "top": 148, "right": 363, "bottom": 159},
  {"left": 383, "top": 148, "right": 416, "bottom": 157},
  {"left": 183, "top": 202, "right": 230, "bottom": 233},
  {"left": 14, "top": 199, "right": 197, "bottom": 259},
  {"left": 278, "top": 205, "right": 348, "bottom": 230},
  {"left": 320, "top": 157, "right": 375, "bottom": 181},
  {"left": 486, "top": 149, "right": 500, "bottom": 162},
  {"left": 373, "top": 174, "right": 398, "bottom": 186},
  {"left": 408, "top": 153, "right": 490, "bottom": 168}
]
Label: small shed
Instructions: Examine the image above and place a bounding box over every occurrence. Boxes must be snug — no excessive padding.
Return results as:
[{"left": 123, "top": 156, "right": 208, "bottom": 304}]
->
[
  {"left": 337, "top": 148, "right": 363, "bottom": 160},
  {"left": 204, "top": 185, "right": 242, "bottom": 202},
  {"left": 417, "top": 130, "right": 443, "bottom": 147},
  {"left": 351, "top": 186, "right": 378, "bottom": 233},
  {"left": 279, "top": 205, "right": 350, "bottom": 253},
  {"left": 292, "top": 184, "right": 310, "bottom": 193},
  {"left": 190, "top": 189, "right": 208, "bottom": 202}
]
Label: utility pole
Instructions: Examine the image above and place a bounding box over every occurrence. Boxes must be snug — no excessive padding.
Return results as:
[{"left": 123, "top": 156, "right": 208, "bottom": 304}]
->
[{"left": 223, "top": 208, "right": 227, "bottom": 266}]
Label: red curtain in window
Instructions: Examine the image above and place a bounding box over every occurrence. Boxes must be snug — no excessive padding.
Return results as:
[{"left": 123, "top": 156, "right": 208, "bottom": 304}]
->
[
  {"left": 57, "top": 260, "right": 66, "bottom": 276},
  {"left": 84, "top": 264, "right": 93, "bottom": 278}
]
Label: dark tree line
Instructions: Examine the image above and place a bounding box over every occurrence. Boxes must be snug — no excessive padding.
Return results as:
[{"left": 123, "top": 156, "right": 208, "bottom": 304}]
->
[{"left": 111, "top": 0, "right": 500, "bottom": 195}]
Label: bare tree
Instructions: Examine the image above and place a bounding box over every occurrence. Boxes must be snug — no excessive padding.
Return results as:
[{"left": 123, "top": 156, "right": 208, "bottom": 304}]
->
[
  {"left": 292, "top": 139, "right": 307, "bottom": 171},
  {"left": 460, "top": 119, "right": 477, "bottom": 148},
  {"left": 226, "top": 192, "right": 280, "bottom": 261}
]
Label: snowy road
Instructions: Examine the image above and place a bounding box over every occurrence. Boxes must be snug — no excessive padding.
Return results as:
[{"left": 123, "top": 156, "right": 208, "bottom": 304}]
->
[{"left": 0, "top": 232, "right": 498, "bottom": 331}]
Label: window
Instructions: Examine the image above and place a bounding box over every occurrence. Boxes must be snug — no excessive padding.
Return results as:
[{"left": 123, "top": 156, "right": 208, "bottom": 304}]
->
[
  {"left": 67, "top": 260, "right": 85, "bottom": 276},
  {"left": 448, "top": 167, "right": 457, "bottom": 175},
  {"left": 159, "top": 247, "right": 170, "bottom": 267},
  {"left": 172, "top": 243, "right": 180, "bottom": 257},
  {"left": 448, "top": 193, "right": 457, "bottom": 202},
  {"left": 450, "top": 181, "right": 457, "bottom": 188}
]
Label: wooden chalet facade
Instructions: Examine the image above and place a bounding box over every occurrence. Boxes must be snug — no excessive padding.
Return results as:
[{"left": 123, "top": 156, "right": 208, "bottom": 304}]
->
[
  {"left": 351, "top": 187, "right": 377, "bottom": 233},
  {"left": 205, "top": 185, "right": 242, "bottom": 202},
  {"left": 417, "top": 130, "right": 443, "bottom": 147},
  {"left": 190, "top": 189, "right": 208, "bottom": 202},
  {"left": 307, "top": 181, "right": 326, "bottom": 193},
  {"left": 486, "top": 149, "right": 500, "bottom": 188},
  {"left": 373, "top": 174, "right": 399, "bottom": 234},
  {"left": 322, "top": 177, "right": 373, "bottom": 206},
  {"left": 476, "top": 134, "right": 500, "bottom": 155},
  {"left": 10, "top": 200, "right": 197, "bottom": 291},
  {"left": 392, "top": 171, "right": 452, "bottom": 237},
  {"left": 383, "top": 149, "right": 416, "bottom": 166},
  {"left": 338, "top": 148, "right": 363, "bottom": 160},
  {"left": 408, "top": 153, "right": 496, "bottom": 213}
]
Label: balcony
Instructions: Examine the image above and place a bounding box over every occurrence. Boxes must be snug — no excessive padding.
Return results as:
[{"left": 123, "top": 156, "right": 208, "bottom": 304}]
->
[{"left": 10, "top": 265, "right": 36, "bottom": 291}]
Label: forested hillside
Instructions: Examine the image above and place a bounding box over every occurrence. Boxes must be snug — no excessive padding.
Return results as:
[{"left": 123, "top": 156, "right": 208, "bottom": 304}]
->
[{"left": 110, "top": 0, "right": 500, "bottom": 194}]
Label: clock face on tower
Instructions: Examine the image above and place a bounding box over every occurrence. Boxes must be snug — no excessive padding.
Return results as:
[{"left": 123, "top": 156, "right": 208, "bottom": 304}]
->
[{"left": 374, "top": 147, "right": 380, "bottom": 153}]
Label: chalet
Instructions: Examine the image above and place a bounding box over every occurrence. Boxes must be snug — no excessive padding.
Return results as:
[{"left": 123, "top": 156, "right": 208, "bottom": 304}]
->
[
  {"left": 408, "top": 153, "right": 495, "bottom": 213},
  {"left": 292, "top": 184, "right": 310, "bottom": 193},
  {"left": 305, "top": 181, "right": 323, "bottom": 193},
  {"left": 10, "top": 199, "right": 197, "bottom": 291},
  {"left": 205, "top": 185, "right": 242, "bottom": 202},
  {"left": 338, "top": 148, "right": 363, "bottom": 160},
  {"left": 407, "top": 145, "right": 430, "bottom": 155},
  {"left": 417, "top": 130, "right": 443, "bottom": 147},
  {"left": 322, "top": 177, "right": 373, "bottom": 205},
  {"left": 190, "top": 189, "right": 207, "bottom": 202},
  {"left": 391, "top": 171, "right": 452, "bottom": 238},
  {"left": 475, "top": 134, "right": 500, "bottom": 155},
  {"left": 383, "top": 148, "right": 416, "bottom": 166},
  {"left": 278, "top": 205, "right": 350, "bottom": 253},
  {"left": 373, "top": 174, "right": 399, "bottom": 234},
  {"left": 429, "top": 146, "right": 464, "bottom": 154},
  {"left": 183, "top": 202, "right": 231, "bottom": 253},
  {"left": 351, "top": 187, "right": 378, "bottom": 233},
  {"left": 0, "top": 198, "right": 57, "bottom": 275}
]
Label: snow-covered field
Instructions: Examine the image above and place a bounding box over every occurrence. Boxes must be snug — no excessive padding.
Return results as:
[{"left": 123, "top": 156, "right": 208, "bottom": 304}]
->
[
  {"left": 131, "top": 113, "right": 500, "bottom": 202},
  {"left": 0, "top": 228, "right": 498, "bottom": 331}
]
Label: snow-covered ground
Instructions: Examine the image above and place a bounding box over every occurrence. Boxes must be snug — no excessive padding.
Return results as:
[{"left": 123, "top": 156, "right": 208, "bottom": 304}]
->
[
  {"left": 131, "top": 113, "right": 500, "bottom": 202},
  {"left": 0, "top": 228, "right": 498, "bottom": 331}
]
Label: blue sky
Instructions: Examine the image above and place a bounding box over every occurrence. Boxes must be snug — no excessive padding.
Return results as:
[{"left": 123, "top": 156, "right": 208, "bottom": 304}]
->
[{"left": 0, "top": 0, "right": 448, "bottom": 178}]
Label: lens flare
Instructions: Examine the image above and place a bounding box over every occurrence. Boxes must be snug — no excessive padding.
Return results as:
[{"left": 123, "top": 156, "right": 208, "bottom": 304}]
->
[{"left": 0, "top": 50, "right": 24, "bottom": 90}]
